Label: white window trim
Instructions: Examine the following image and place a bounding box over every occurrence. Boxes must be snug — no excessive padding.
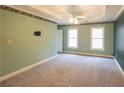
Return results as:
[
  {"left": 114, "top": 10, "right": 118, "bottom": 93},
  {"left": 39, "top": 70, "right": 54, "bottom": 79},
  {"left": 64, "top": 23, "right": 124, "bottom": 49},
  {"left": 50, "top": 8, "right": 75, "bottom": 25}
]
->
[
  {"left": 90, "top": 27, "right": 105, "bottom": 51},
  {"left": 67, "top": 28, "right": 78, "bottom": 49}
]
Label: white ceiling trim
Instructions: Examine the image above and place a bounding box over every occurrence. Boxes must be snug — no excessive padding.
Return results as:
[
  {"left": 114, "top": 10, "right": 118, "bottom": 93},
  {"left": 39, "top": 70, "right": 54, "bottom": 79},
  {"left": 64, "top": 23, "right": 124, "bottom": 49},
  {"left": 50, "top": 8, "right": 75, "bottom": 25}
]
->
[
  {"left": 8, "top": 5, "right": 58, "bottom": 23},
  {"left": 113, "top": 5, "right": 124, "bottom": 20},
  {"left": 8, "top": 6, "right": 41, "bottom": 17}
]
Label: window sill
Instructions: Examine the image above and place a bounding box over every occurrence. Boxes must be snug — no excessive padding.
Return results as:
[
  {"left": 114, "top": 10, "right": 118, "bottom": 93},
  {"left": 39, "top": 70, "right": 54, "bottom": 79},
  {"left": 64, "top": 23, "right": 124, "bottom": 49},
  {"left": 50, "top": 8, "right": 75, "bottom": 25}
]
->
[{"left": 68, "top": 47, "right": 78, "bottom": 49}]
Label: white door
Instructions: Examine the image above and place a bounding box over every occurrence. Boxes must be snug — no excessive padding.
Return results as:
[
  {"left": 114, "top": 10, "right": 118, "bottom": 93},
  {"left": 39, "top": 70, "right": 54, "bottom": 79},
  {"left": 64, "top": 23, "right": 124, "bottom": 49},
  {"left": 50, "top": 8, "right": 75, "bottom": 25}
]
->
[{"left": 58, "top": 30, "right": 63, "bottom": 52}]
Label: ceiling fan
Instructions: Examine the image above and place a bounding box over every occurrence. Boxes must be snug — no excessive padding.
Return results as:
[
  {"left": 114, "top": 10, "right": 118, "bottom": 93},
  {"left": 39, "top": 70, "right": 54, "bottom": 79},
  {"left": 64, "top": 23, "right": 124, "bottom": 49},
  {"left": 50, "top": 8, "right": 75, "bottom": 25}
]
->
[
  {"left": 67, "top": 6, "right": 87, "bottom": 24},
  {"left": 69, "top": 15, "right": 86, "bottom": 24}
]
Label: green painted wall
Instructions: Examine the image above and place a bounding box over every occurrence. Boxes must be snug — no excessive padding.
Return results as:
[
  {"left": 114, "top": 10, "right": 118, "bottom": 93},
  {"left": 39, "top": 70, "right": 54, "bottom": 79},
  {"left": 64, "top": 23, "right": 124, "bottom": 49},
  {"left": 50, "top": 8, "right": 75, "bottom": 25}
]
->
[
  {"left": 0, "top": 9, "right": 2, "bottom": 76},
  {"left": 1, "top": 9, "right": 58, "bottom": 76},
  {"left": 58, "top": 23, "right": 114, "bottom": 55},
  {"left": 115, "top": 11, "right": 124, "bottom": 71}
]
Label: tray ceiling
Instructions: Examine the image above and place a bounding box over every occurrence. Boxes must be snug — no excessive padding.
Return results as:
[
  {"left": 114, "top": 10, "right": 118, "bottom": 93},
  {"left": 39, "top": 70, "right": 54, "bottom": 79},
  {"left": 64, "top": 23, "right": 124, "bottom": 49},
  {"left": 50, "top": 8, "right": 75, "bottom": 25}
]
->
[{"left": 8, "top": 5, "right": 124, "bottom": 25}]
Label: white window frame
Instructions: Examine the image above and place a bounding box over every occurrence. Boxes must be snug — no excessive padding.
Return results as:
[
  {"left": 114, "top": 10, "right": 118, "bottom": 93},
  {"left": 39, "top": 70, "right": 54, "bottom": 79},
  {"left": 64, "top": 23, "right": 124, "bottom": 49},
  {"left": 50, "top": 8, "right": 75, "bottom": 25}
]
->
[
  {"left": 67, "top": 28, "right": 78, "bottom": 49},
  {"left": 90, "top": 27, "right": 105, "bottom": 51}
]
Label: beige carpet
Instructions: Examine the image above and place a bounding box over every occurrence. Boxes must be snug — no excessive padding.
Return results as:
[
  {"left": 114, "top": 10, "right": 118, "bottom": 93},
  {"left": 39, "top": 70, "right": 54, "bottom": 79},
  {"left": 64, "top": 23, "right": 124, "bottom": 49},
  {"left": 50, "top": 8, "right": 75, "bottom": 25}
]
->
[{"left": 1, "top": 53, "right": 124, "bottom": 87}]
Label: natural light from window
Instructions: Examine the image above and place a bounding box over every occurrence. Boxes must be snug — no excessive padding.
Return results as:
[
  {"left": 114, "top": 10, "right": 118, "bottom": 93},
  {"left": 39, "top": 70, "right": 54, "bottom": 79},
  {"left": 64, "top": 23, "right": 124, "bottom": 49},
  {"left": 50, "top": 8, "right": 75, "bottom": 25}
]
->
[
  {"left": 68, "top": 29, "right": 78, "bottom": 48},
  {"left": 91, "top": 27, "right": 104, "bottom": 50}
]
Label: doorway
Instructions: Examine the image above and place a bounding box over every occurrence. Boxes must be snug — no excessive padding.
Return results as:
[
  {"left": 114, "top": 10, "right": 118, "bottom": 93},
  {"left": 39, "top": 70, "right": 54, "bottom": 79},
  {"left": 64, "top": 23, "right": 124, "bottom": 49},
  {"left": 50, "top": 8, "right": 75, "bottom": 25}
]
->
[{"left": 58, "top": 29, "right": 63, "bottom": 52}]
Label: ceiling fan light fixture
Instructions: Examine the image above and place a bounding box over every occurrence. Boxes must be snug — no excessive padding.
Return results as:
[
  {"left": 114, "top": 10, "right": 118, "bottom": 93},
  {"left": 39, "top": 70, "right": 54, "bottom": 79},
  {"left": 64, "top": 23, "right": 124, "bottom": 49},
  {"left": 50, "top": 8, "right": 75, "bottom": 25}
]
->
[
  {"left": 74, "top": 18, "right": 78, "bottom": 24},
  {"left": 69, "top": 17, "right": 78, "bottom": 24},
  {"left": 69, "top": 15, "right": 79, "bottom": 24},
  {"left": 69, "top": 17, "right": 73, "bottom": 23}
]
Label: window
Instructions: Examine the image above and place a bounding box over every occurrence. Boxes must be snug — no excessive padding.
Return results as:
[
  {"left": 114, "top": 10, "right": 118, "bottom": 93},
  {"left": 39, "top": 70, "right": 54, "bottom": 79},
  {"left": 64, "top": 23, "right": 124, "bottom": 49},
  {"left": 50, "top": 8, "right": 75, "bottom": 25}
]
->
[
  {"left": 68, "top": 29, "right": 78, "bottom": 48},
  {"left": 91, "top": 27, "right": 104, "bottom": 50}
]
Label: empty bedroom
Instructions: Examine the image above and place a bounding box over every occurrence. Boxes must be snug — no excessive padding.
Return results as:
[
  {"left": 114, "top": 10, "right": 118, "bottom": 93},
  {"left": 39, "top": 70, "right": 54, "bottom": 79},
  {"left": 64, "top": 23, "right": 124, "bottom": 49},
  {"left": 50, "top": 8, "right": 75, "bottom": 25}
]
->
[{"left": 0, "top": 5, "right": 124, "bottom": 87}]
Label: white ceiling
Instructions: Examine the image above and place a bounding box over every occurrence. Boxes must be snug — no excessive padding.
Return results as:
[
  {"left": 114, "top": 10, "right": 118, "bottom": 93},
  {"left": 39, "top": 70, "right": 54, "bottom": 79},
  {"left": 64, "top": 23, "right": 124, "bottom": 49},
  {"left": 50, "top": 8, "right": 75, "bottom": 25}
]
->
[{"left": 8, "top": 5, "right": 124, "bottom": 25}]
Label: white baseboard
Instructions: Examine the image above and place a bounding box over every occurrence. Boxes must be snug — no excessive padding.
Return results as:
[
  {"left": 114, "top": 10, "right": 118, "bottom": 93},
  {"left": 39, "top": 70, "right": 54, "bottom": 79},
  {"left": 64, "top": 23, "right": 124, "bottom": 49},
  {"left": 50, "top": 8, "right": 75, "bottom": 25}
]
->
[
  {"left": 0, "top": 54, "right": 58, "bottom": 82},
  {"left": 63, "top": 51, "right": 114, "bottom": 58},
  {"left": 114, "top": 57, "right": 124, "bottom": 77}
]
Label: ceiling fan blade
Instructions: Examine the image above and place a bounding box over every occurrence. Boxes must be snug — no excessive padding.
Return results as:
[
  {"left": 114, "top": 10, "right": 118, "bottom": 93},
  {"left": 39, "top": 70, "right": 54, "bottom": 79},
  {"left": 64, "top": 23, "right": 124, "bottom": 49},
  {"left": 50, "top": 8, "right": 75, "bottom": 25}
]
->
[{"left": 76, "top": 16, "right": 86, "bottom": 19}]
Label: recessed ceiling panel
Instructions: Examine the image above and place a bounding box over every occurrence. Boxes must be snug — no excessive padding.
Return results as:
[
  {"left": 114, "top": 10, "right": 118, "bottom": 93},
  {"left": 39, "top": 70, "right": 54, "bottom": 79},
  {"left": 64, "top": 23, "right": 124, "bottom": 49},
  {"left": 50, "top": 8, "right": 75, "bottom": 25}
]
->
[{"left": 8, "top": 5, "right": 124, "bottom": 25}]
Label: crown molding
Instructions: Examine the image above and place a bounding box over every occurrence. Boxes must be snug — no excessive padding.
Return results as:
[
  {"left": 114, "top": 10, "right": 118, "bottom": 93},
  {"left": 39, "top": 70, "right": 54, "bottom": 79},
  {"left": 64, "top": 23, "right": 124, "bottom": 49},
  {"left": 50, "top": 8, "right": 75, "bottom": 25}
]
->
[
  {"left": 58, "top": 21, "right": 114, "bottom": 27},
  {"left": 114, "top": 6, "right": 124, "bottom": 21},
  {"left": 0, "top": 5, "right": 57, "bottom": 24}
]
